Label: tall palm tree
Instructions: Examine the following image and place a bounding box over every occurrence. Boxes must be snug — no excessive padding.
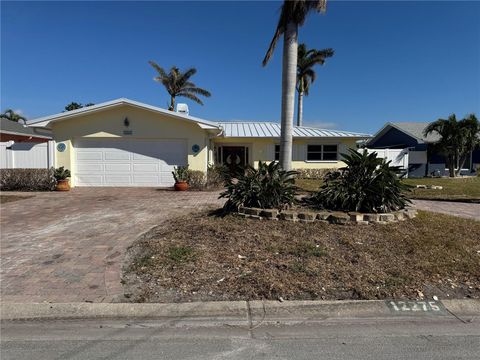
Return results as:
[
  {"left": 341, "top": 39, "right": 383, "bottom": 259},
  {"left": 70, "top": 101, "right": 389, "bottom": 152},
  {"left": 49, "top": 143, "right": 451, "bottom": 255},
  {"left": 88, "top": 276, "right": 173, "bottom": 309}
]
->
[
  {"left": 262, "top": 0, "right": 327, "bottom": 170},
  {"left": 0, "top": 109, "right": 26, "bottom": 123},
  {"left": 149, "top": 61, "right": 211, "bottom": 111},
  {"left": 296, "top": 44, "right": 334, "bottom": 126},
  {"left": 424, "top": 114, "right": 479, "bottom": 177}
]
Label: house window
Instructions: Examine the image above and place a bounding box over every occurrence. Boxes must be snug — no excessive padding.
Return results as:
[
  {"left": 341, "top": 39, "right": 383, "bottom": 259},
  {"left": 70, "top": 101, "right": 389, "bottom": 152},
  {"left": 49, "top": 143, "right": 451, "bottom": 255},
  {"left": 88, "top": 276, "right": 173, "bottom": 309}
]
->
[
  {"left": 274, "top": 145, "right": 280, "bottom": 161},
  {"left": 307, "top": 144, "right": 338, "bottom": 161}
]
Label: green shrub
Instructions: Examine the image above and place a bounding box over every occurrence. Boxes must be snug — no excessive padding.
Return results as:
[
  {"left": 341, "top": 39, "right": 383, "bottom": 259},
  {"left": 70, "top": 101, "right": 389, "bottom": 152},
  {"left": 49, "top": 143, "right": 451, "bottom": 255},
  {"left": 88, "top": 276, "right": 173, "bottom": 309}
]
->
[
  {"left": 53, "top": 166, "right": 71, "bottom": 181},
  {"left": 220, "top": 161, "right": 298, "bottom": 210},
  {"left": 187, "top": 170, "right": 207, "bottom": 190},
  {"left": 184, "top": 165, "right": 228, "bottom": 190},
  {"left": 309, "top": 149, "right": 411, "bottom": 213},
  {"left": 206, "top": 164, "right": 228, "bottom": 189},
  {"left": 0, "top": 168, "right": 56, "bottom": 191},
  {"left": 172, "top": 166, "right": 189, "bottom": 182}
]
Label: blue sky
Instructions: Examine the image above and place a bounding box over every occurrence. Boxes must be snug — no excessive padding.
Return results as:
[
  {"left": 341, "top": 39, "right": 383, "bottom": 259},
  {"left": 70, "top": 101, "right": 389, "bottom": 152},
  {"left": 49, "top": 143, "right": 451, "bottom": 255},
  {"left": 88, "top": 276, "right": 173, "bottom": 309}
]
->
[{"left": 1, "top": 1, "right": 479, "bottom": 133}]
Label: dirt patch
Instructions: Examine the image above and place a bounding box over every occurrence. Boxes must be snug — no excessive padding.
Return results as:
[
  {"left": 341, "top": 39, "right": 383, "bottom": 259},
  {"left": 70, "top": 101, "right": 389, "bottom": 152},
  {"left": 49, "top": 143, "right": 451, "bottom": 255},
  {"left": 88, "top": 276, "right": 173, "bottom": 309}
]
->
[
  {"left": 0, "top": 195, "right": 34, "bottom": 204},
  {"left": 123, "top": 210, "right": 480, "bottom": 303}
]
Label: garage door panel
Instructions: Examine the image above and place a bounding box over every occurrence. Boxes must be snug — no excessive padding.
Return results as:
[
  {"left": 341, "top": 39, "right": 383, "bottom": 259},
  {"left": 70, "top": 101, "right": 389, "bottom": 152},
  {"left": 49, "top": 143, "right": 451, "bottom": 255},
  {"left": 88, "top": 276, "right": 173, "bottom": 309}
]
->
[
  {"left": 133, "top": 163, "right": 158, "bottom": 172},
  {"left": 104, "top": 175, "right": 132, "bottom": 185},
  {"left": 77, "top": 163, "right": 104, "bottom": 172},
  {"left": 77, "top": 152, "right": 103, "bottom": 161},
  {"left": 75, "top": 175, "right": 103, "bottom": 185},
  {"left": 105, "top": 163, "right": 131, "bottom": 172},
  {"left": 133, "top": 175, "right": 161, "bottom": 183},
  {"left": 75, "top": 139, "right": 187, "bottom": 187}
]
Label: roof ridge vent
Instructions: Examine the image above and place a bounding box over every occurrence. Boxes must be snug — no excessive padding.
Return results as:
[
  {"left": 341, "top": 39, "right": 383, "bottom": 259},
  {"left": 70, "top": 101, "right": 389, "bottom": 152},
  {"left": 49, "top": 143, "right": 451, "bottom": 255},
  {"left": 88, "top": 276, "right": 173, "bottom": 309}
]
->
[{"left": 176, "top": 103, "right": 189, "bottom": 116}]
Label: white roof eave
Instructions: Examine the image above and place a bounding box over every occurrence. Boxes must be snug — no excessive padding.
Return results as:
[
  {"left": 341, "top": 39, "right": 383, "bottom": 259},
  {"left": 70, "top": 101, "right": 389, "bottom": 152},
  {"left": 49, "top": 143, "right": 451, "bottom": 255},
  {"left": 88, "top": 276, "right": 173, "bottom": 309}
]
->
[{"left": 27, "top": 98, "right": 221, "bottom": 130}]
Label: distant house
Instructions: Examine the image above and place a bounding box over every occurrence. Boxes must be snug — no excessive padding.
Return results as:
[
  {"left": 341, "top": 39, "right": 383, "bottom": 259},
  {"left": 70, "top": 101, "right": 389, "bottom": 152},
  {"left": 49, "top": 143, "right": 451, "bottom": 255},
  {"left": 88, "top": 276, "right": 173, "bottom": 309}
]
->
[
  {"left": 0, "top": 118, "right": 52, "bottom": 143},
  {"left": 366, "top": 122, "right": 479, "bottom": 177},
  {"left": 0, "top": 119, "right": 54, "bottom": 169}
]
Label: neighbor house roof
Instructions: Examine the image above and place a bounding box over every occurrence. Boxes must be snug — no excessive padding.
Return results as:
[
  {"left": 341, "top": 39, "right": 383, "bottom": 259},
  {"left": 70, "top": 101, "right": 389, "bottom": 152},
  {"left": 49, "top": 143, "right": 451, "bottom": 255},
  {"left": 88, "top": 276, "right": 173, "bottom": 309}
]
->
[
  {"left": 366, "top": 122, "right": 440, "bottom": 146},
  {"left": 27, "top": 98, "right": 221, "bottom": 130},
  {"left": 0, "top": 118, "right": 52, "bottom": 140},
  {"left": 218, "top": 122, "right": 370, "bottom": 138}
]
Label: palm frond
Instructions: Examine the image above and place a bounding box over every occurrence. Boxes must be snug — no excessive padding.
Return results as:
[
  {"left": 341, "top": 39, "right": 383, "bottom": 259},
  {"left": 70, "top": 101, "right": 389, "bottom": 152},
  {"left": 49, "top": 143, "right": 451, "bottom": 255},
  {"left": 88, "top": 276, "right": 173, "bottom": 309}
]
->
[
  {"left": 148, "top": 61, "right": 168, "bottom": 79},
  {"left": 181, "top": 86, "right": 211, "bottom": 97},
  {"left": 176, "top": 92, "right": 204, "bottom": 105}
]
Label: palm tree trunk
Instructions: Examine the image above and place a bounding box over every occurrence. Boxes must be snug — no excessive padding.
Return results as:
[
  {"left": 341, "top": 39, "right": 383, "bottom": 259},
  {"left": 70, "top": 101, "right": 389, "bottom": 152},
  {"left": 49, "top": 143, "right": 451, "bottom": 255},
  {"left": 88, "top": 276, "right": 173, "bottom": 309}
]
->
[
  {"left": 279, "top": 21, "right": 298, "bottom": 171},
  {"left": 448, "top": 155, "right": 455, "bottom": 177},
  {"left": 170, "top": 96, "right": 175, "bottom": 111},
  {"left": 456, "top": 153, "right": 468, "bottom": 176},
  {"left": 297, "top": 91, "right": 304, "bottom": 127}
]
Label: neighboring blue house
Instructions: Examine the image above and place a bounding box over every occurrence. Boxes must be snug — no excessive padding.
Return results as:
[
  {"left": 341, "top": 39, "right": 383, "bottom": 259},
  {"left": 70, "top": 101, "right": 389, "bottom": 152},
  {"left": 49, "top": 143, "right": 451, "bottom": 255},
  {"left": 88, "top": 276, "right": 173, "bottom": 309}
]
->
[{"left": 366, "top": 122, "right": 479, "bottom": 177}]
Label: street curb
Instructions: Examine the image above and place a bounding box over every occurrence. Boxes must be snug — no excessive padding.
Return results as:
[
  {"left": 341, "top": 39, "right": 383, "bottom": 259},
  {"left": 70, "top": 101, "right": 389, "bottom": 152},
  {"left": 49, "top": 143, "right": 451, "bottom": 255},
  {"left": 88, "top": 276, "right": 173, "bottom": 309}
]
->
[{"left": 1, "top": 299, "right": 478, "bottom": 322}]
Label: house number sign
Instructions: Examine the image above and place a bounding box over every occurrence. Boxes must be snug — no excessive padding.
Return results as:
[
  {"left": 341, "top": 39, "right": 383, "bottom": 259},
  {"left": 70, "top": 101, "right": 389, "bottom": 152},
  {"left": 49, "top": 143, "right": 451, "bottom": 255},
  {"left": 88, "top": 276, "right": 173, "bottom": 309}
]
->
[
  {"left": 56, "top": 143, "right": 66, "bottom": 152},
  {"left": 386, "top": 300, "right": 446, "bottom": 314}
]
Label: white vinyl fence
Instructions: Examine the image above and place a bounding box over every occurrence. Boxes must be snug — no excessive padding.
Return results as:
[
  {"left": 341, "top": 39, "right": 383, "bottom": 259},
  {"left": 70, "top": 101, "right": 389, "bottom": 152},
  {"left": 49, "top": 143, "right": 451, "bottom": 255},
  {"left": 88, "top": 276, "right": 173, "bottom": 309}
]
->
[
  {"left": 364, "top": 148, "right": 409, "bottom": 176},
  {"left": 0, "top": 141, "right": 55, "bottom": 169}
]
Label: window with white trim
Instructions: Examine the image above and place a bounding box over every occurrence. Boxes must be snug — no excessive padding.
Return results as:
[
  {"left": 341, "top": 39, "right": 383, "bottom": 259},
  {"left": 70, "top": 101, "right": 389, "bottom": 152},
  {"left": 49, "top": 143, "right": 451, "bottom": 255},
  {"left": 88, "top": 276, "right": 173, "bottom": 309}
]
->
[{"left": 307, "top": 144, "right": 338, "bottom": 161}]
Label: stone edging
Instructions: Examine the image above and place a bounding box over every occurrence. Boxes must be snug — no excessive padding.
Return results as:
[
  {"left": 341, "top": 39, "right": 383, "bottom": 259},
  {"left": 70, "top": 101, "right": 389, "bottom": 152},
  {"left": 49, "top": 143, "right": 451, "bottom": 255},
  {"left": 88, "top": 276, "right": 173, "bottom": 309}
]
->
[{"left": 237, "top": 206, "right": 417, "bottom": 225}]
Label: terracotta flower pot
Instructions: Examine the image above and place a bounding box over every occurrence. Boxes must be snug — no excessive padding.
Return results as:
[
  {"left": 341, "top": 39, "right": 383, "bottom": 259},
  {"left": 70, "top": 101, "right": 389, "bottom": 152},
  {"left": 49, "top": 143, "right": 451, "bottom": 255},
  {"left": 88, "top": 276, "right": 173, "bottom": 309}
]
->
[
  {"left": 174, "top": 181, "right": 189, "bottom": 191},
  {"left": 56, "top": 179, "right": 70, "bottom": 191}
]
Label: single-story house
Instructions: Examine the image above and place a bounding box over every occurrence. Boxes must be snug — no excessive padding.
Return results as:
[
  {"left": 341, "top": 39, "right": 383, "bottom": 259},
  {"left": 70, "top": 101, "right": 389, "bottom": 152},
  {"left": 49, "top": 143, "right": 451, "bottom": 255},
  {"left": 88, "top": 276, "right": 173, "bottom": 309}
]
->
[
  {"left": 27, "top": 98, "right": 370, "bottom": 187},
  {"left": 365, "top": 122, "right": 479, "bottom": 177}
]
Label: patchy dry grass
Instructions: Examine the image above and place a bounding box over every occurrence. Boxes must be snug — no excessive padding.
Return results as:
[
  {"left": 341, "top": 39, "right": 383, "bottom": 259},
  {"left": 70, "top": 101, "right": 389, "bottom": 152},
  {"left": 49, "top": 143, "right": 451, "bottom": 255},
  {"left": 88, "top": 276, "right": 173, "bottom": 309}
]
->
[{"left": 123, "top": 210, "right": 480, "bottom": 303}]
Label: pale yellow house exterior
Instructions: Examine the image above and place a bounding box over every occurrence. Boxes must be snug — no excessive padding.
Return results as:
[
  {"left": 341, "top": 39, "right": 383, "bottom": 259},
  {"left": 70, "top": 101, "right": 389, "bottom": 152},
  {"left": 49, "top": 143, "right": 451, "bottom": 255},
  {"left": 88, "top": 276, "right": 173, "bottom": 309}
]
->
[{"left": 28, "top": 98, "right": 369, "bottom": 187}]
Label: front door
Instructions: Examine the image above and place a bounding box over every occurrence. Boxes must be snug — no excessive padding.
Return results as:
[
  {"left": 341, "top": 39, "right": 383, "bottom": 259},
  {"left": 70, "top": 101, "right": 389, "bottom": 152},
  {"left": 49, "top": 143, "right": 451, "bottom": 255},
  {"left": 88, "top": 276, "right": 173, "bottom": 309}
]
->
[{"left": 222, "top": 146, "right": 247, "bottom": 174}]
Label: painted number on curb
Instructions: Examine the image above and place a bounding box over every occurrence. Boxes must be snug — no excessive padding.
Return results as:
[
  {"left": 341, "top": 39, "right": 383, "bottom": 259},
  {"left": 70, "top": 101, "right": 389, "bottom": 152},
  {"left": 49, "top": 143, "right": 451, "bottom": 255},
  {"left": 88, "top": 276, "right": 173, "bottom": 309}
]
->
[{"left": 386, "top": 300, "right": 446, "bottom": 314}]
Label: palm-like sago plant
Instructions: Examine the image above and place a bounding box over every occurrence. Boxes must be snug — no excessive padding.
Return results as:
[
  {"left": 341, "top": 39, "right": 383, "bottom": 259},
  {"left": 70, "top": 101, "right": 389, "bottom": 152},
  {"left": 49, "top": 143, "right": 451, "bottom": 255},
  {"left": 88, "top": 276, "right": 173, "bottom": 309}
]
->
[
  {"left": 263, "top": 0, "right": 327, "bottom": 171},
  {"left": 296, "top": 43, "right": 334, "bottom": 126},
  {"left": 149, "top": 61, "right": 211, "bottom": 111},
  {"left": 424, "top": 114, "right": 479, "bottom": 177},
  {"left": 309, "top": 149, "right": 411, "bottom": 213},
  {"left": 1, "top": 109, "right": 26, "bottom": 123}
]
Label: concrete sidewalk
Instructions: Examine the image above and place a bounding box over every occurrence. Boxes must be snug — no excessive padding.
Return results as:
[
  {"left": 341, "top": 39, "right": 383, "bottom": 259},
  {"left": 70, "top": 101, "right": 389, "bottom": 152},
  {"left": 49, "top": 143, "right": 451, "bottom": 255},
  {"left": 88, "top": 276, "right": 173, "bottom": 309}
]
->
[{"left": 412, "top": 200, "right": 480, "bottom": 221}]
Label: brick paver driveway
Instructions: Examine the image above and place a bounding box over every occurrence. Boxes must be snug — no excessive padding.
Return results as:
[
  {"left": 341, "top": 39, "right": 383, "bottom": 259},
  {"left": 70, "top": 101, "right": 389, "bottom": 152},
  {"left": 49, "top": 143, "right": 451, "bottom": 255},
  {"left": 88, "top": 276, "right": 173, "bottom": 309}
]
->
[
  {"left": 412, "top": 200, "right": 480, "bottom": 221},
  {"left": 1, "top": 188, "right": 224, "bottom": 303}
]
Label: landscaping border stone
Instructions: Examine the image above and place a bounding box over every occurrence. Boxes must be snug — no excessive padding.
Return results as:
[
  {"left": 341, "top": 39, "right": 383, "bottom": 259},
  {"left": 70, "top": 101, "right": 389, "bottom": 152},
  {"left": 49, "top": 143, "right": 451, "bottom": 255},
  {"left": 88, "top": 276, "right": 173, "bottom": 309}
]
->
[{"left": 236, "top": 206, "right": 417, "bottom": 225}]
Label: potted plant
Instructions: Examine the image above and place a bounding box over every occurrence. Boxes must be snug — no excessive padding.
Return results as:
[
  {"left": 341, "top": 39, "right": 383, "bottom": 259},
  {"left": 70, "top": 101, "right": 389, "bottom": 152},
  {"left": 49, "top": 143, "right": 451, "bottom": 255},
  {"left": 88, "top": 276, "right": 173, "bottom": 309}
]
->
[
  {"left": 172, "top": 166, "right": 189, "bottom": 191},
  {"left": 53, "top": 166, "right": 71, "bottom": 191}
]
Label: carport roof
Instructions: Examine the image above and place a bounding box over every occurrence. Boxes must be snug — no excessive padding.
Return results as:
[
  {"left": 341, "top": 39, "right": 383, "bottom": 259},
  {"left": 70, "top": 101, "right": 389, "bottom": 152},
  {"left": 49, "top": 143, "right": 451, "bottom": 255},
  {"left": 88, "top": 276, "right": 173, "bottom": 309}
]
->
[{"left": 27, "top": 98, "right": 221, "bottom": 130}]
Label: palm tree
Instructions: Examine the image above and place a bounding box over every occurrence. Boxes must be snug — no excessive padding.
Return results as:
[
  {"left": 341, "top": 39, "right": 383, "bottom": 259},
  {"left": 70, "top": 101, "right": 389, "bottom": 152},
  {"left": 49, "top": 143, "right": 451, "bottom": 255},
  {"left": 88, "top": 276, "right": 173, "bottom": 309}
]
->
[
  {"left": 296, "top": 44, "right": 334, "bottom": 126},
  {"left": 424, "top": 114, "right": 479, "bottom": 177},
  {"left": 0, "top": 109, "right": 26, "bottom": 123},
  {"left": 149, "top": 61, "right": 211, "bottom": 111},
  {"left": 262, "top": 0, "right": 327, "bottom": 170}
]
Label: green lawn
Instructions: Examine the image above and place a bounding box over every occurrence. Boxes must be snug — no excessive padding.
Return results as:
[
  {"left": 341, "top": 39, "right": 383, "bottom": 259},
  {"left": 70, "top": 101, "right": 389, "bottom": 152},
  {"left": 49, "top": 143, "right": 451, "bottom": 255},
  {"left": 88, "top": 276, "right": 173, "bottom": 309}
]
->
[
  {"left": 295, "top": 176, "right": 480, "bottom": 201},
  {"left": 404, "top": 177, "right": 480, "bottom": 201}
]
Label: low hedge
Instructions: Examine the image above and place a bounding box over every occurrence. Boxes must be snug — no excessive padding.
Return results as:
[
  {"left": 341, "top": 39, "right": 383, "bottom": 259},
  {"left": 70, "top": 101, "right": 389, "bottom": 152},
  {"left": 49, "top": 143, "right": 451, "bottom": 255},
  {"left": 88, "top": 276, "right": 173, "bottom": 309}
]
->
[
  {"left": 187, "top": 165, "right": 227, "bottom": 191},
  {"left": 0, "top": 168, "right": 56, "bottom": 191},
  {"left": 296, "top": 168, "right": 333, "bottom": 180}
]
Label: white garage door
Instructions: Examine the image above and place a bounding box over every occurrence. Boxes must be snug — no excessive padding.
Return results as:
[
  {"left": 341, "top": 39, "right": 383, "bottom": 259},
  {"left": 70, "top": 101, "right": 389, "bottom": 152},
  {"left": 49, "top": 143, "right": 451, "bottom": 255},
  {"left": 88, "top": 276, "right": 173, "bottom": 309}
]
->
[{"left": 74, "top": 138, "right": 187, "bottom": 187}]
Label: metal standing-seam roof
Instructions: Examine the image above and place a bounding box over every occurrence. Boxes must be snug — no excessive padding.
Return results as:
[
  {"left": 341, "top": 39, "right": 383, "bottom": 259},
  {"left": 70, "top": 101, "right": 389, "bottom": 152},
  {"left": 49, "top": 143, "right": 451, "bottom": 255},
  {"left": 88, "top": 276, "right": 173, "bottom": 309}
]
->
[{"left": 218, "top": 122, "right": 370, "bottom": 138}]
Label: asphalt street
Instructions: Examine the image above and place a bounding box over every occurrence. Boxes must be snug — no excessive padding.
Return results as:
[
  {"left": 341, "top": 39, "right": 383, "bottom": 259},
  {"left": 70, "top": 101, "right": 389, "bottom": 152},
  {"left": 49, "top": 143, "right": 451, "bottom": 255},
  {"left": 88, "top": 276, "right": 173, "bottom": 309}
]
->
[{"left": 2, "top": 316, "right": 479, "bottom": 359}]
